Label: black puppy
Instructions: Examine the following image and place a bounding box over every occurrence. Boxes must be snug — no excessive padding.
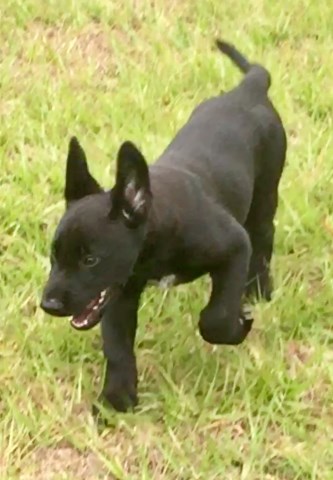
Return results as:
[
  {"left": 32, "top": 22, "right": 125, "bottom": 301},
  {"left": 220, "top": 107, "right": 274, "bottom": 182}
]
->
[{"left": 41, "top": 40, "right": 286, "bottom": 413}]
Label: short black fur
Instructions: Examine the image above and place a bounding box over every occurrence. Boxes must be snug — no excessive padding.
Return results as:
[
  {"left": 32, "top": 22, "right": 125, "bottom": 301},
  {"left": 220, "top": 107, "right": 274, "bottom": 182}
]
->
[{"left": 41, "top": 39, "right": 287, "bottom": 414}]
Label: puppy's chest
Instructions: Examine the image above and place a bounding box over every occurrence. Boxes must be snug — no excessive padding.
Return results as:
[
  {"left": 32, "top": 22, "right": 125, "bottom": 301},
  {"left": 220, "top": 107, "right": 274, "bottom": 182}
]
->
[
  {"left": 147, "top": 275, "right": 178, "bottom": 289},
  {"left": 137, "top": 243, "right": 208, "bottom": 287},
  {"left": 145, "top": 264, "right": 206, "bottom": 288}
]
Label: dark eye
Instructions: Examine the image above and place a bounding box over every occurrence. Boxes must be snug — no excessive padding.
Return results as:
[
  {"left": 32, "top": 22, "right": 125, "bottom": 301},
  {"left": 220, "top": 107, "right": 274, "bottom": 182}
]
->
[{"left": 81, "top": 254, "right": 100, "bottom": 268}]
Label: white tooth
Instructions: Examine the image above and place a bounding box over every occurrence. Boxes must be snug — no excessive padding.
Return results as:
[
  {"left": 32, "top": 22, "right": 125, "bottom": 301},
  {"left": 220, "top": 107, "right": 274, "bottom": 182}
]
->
[{"left": 93, "top": 306, "right": 98, "bottom": 310}]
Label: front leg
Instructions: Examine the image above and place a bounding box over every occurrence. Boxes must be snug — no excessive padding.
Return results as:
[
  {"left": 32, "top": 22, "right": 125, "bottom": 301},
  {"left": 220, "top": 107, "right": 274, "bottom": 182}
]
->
[
  {"left": 95, "top": 280, "right": 144, "bottom": 414},
  {"left": 199, "top": 225, "right": 253, "bottom": 345}
]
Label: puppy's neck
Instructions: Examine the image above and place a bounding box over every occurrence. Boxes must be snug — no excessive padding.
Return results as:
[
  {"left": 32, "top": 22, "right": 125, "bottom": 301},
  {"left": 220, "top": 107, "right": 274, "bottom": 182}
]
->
[{"left": 133, "top": 171, "right": 180, "bottom": 276}]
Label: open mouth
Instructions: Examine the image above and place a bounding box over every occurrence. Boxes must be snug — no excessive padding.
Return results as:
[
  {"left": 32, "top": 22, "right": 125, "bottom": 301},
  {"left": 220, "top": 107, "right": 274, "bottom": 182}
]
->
[{"left": 70, "top": 289, "right": 110, "bottom": 331}]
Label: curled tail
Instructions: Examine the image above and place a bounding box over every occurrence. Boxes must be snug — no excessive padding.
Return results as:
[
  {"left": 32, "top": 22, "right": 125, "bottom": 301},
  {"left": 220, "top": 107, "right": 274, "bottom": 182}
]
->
[{"left": 215, "top": 39, "right": 271, "bottom": 90}]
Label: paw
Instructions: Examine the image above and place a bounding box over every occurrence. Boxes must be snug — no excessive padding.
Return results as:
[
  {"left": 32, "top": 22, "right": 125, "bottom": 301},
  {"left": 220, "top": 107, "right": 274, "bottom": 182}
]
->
[
  {"left": 103, "top": 385, "right": 138, "bottom": 413},
  {"left": 92, "top": 386, "right": 138, "bottom": 427},
  {"left": 199, "top": 306, "right": 253, "bottom": 346},
  {"left": 91, "top": 368, "right": 138, "bottom": 426},
  {"left": 239, "top": 306, "right": 254, "bottom": 333},
  {"left": 92, "top": 388, "right": 137, "bottom": 420}
]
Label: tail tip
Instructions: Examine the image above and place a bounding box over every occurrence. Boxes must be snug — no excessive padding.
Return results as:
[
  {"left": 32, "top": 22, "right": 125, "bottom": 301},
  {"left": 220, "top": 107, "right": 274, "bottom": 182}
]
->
[{"left": 215, "top": 38, "right": 230, "bottom": 54}]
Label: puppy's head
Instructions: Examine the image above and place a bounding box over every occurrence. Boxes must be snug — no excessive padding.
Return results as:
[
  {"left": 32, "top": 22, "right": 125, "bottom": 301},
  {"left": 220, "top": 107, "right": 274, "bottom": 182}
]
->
[{"left": 40, "top": 137, "right": 151, "bottom": 331}]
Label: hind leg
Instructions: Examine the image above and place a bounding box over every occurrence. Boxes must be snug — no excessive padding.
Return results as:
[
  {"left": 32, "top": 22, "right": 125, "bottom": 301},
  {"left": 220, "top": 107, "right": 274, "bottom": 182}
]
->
[
  {"left": 245, "top": 190, "right": 278, "bottom": 301},
  {"left": 246, "top": 108, "right": 286, "bottom": 300}
]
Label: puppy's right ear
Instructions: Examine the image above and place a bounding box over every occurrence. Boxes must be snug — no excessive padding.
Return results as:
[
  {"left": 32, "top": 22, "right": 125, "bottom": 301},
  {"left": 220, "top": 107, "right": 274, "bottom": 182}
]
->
[
  {"left": 65, "top": 137, "right": 102, "bottom": 207},
  {"left": 110, "top": 141, "right": 151, "bottom": 227}
]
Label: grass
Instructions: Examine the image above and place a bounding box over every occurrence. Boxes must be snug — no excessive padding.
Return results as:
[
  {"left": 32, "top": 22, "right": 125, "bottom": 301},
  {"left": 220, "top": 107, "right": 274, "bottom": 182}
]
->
[{"left": 1, "top": 0, "right": 333, "bottom": 478}]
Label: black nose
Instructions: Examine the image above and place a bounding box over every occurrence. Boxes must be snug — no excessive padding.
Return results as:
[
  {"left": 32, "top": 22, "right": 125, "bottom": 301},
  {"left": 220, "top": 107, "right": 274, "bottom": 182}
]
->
[{"left": 40, "top": 297, "right": 66, "bottom": 316}]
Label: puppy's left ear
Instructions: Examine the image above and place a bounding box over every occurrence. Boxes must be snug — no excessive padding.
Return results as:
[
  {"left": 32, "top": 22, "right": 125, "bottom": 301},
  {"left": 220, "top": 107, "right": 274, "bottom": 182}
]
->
[
  {"left": 111, "top": 141, "right": 151, "bottom": 227},
  {"left": 65, "top": 137, "right": 102, "bottom": 207}
]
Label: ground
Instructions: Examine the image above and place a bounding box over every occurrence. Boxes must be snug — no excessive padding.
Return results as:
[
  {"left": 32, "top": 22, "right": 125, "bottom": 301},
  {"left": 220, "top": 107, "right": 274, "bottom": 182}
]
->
[{"left": 1, "top": 0, "right": 333, "bottom": 478}]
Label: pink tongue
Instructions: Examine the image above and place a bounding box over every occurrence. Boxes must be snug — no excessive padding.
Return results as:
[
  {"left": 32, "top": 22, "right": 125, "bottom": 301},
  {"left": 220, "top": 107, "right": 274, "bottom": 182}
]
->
[
  {"left": 73, "top": 312, "right": 88, "bottom": 324},
  {"left": 73, "top": 298, "right": 98, "bottom": 324},
  {"left": 87, "top": 298, "right": 97, "bottom": 309}
]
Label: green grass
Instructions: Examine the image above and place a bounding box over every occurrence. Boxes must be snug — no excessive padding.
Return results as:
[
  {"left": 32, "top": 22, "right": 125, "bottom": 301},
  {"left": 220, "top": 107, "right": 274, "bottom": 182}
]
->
[{"left": 1, "top": 0, "right": 333, "bottom": 478}]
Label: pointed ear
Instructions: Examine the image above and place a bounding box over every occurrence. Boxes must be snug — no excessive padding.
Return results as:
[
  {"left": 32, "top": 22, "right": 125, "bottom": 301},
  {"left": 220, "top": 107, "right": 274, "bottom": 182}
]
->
[
  {"left": 65, "top": 137, "right": 102, "bottom": 207},
  {"left": 111, "top": 141, "right": 151, "bottom": 227}
]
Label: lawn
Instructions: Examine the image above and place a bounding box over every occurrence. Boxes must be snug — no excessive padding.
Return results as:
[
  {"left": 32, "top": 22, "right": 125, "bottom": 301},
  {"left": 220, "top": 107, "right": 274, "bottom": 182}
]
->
[{"left": 1, "top": 0, "right": 333, "bottom": 478}]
